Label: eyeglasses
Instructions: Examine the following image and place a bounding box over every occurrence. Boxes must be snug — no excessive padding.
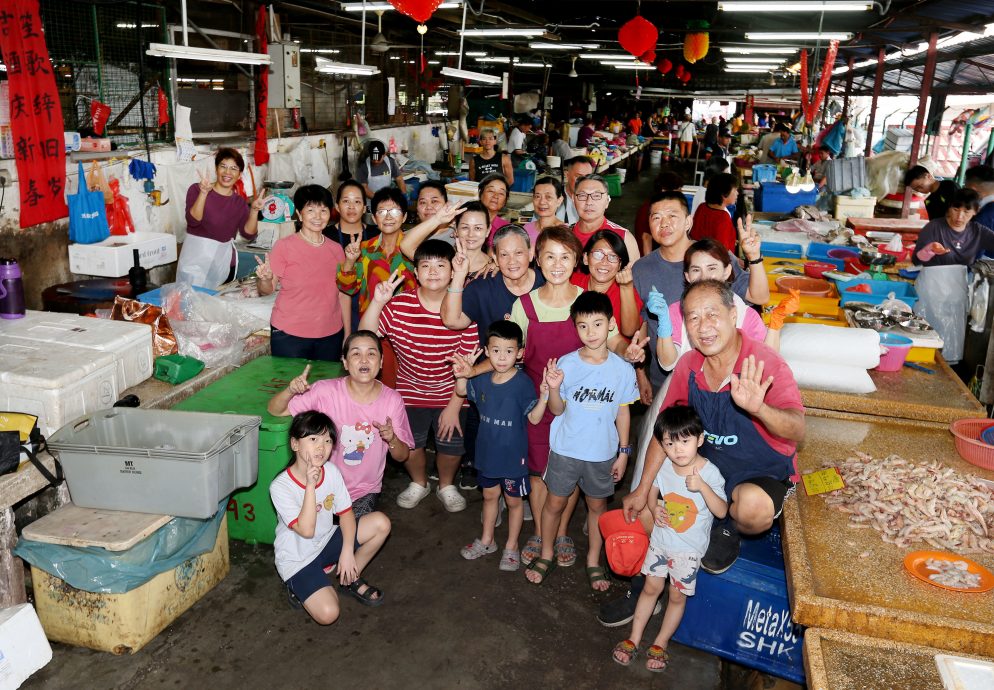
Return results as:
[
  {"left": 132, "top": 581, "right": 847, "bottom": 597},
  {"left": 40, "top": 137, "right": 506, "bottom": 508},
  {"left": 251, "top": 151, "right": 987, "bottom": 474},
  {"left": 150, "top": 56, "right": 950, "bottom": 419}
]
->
[
  {"left": 217, "top": 164, "right": 241, "bottom": 173},
  {"left": 590, "top": 249, "right": 620, "bottom": 264},
  {"left": 375, "top": 208, "right": 404, "bottom": 218},
  {"left": 575, "top": 192, "right": 606, "bottom": 202}
]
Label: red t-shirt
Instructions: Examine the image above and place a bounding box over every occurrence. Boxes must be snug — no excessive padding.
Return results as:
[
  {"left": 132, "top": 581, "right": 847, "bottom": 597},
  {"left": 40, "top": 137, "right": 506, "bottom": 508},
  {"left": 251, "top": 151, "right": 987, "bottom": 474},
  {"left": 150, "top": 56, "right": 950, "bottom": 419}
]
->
[
  {"left": 569, "top": 273, "right": 644, "bottom": 328},
  {"left": 662, "top": 334, "right": 803, "bottom": 459},
  {"left": 690, "top": 205, "right": 736, "bottom": 253},
  {"left": 572, "top": 218, "right": 628, "bottom": 252},
  {"left": 377, "top": 289, "right": 478, "bottom": 408}
]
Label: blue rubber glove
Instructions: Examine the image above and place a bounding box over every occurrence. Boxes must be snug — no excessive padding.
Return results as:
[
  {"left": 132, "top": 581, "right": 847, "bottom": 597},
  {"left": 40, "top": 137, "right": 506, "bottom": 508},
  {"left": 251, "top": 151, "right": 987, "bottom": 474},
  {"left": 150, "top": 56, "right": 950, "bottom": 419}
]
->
[{"left": 646, "top": 289, "right": 673, "bottom": 339}]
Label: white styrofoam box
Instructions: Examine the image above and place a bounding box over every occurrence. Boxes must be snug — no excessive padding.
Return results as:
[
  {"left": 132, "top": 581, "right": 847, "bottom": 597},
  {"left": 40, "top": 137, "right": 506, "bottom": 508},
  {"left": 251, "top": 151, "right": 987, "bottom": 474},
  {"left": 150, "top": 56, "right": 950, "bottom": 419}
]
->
[
  {"left": 0, "top": 336, "right": 119, "bottom": 437},
  {"left": 445, "top": 181, "right": 479, "bottom": 201},
  {"left": 68, "top": 232, "right": 177, "bottom": 278},
  {"left": 0, "top": 311, "right": 153, "bottom": 390},
  {"left": 0, "top": 604, "right": 53, "bottom": 689},
  {"left": 885, "top": 127, "right": 913, "bottom": 152}
]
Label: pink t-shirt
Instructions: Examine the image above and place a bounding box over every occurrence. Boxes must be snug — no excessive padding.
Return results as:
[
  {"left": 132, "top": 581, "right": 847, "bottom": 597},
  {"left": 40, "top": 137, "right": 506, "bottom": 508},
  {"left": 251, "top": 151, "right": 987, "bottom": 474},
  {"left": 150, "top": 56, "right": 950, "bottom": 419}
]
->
[
  {"left": 287, "top": 377, "right": 414, "bottom": 498},
  {"left": 665, "top": 293, "right": 766, "bottom": 371},
  {"left": 270, "top": 234, "right": 346, "bottom": 338},
  {"left": 487, "top": 216, "right": 512, "bottom": 244}
]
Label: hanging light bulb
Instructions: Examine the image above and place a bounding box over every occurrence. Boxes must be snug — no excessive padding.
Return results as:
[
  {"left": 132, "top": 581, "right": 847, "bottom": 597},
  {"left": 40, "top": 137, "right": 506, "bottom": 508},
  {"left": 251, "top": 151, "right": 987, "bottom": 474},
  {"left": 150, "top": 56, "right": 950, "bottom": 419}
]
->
[
  {"left": 785, "top": 167, "right": 803, "bottom": 194},
  {"left": 800, "top": 170, "right": 816, "bottom": 192},
  {"left": 569, "top": 56, "right": 578, "bottom": 78}
]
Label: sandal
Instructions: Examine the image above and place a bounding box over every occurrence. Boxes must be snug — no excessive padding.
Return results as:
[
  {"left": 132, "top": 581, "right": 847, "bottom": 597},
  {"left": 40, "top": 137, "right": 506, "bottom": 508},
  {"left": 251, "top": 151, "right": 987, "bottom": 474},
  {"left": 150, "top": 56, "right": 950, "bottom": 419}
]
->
[
  {"left": 339, "top": 577, "right": 384, "bottom": 607},
  {"left": 554, "top": 535, "right": 577, "bottom": 567},
  {"left": 586, "top": 565, "right": 611, "bottom": 592},
  {"left": 645, "top": 645, "right": 669, "bottom": 673},
  {"left": 525, "top": 557, "right": 557, "bottom": 585},
  {"left": 612, "top": 639, "right": 638, "bottom": 666},
  {"left": 521, "top": 535, "right": 543, "bottom": 566},
  {"left": 499, "top": 548, "right": 521, "bottom": 572}
]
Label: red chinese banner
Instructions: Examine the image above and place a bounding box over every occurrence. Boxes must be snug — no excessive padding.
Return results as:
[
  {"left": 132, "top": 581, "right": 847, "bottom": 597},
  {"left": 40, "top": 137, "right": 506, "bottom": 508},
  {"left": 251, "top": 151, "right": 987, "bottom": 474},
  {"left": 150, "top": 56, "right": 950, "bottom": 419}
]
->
[
  {"left": 744, "top": 94, "right": 755, "bottom": 128},
  {"left": 253, "top": 5, "right": 269, "bottom": 166},
  {"left": 0, "top": 0, "right": 68, "bottom": 228},
  {"left": 800, "top": 41, "right": 839, "bottom": 125}
]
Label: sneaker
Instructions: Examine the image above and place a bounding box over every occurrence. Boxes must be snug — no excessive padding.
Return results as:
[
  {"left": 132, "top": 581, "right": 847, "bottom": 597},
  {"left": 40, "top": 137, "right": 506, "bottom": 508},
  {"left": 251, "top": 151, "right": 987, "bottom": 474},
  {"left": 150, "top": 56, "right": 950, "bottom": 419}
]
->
[
  {"left": 458, "top": 467, "right": 479, "bottom": 490},
  {"left": 597, "top": 588, "right": 662, "bottom": 628},
  {"left": 523, "top": 501, "right": 533, "bottom": 522},
  {"left": 460, "top": 538, "right": 498, "bottom": 560},
  {"left": 701, "top": 519, "right": 740, "bottom": 575},
  {"left": 481, "top": 495, "right": 506, "bottom": 528},
  {"left": 396, "top": 481, "right": 432, "bottom": 509},
  {"left": 436, "top": 484, "right": 467, "bottom": 512}
]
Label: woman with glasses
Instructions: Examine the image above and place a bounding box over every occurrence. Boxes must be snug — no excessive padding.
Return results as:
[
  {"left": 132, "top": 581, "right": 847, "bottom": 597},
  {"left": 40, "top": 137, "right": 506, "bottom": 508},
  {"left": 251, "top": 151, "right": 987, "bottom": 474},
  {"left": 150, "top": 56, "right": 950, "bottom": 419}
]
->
[
  {"left": 571, "top": 230, "right": 644, "bottom": 338},
  {"left": 255, "top": 185, "right": 348, "bottom": 361},
  {"left": 178, "top": 147, "right": 265, "bottom": 288},
  {"left": 469, "top": 128, "right": 514, "bottom": 187},
  {"left": 479, "top": 173, "right": 512, "bottom": 239}
]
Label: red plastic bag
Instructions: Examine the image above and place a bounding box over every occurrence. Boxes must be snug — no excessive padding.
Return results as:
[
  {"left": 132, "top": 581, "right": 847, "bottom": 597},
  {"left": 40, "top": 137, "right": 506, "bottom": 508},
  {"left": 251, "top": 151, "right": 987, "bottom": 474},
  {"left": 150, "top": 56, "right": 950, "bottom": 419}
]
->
[
  {"left": 106, "top": 178, "right": 135, "bottom": 236},
  {"left": 845, "top": 283, "right": 872, "bottom": 293},
  {"left": 91, "top": 100, "right": 111, "bottom": 135}
]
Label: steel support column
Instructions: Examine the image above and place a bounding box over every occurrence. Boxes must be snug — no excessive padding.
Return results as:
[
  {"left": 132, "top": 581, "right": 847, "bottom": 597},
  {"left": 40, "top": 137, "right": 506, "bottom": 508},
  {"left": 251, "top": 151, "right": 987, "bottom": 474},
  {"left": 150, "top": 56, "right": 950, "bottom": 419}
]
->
[
  {"left": 902, "top": 33, "right": 938, "bottom": 219},
  {"left": 843, "top": 57, "right": 855, "bottom": 117},
  {"left": 864, "top": 48, "right": 886, "bottom": 158}
]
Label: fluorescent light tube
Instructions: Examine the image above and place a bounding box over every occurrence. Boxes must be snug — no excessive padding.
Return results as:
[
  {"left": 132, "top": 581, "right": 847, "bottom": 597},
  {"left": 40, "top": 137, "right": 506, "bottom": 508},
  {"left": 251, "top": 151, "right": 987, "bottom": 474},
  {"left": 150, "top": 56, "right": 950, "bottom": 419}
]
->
[
  {"left": 301, "top": 49, "right": 341, "bottom": 54},
  {"left": 465, "top": 51, "right": 487, "bottom": 56},
  {"left": 613, "top": 64, "right": 655, "bottom": 70},
  {"left": 440, "top": 66, "right": 502, "bottom": 84},
  {"left": 529, "top": 42, "right": 599, "bottom": 50},
  {"left": 146, "top": 43, "right": 272, "bottom": 65},
  {"left": 514, "top": 62, "right": 547, "bottom": 68},
  {"left": 315, "top": 57, "right": 380, "bottom": 75},
  {"left": 580, "top": 53, "right": 637, "bottom": 60},
  {"left": 720, "top": 47, "right": 797, "bottom": 54},
  {"left": 725, "top": 58, "right": 785, "bottom": 64},
  {"left": 726, "top": 67, "right": 774, "bottom": 72},
  {"left": 746, "top": 32, "right": 853, "bottom": 40},
  {"left": 342, "top": 1, "right": 462, "bottom": 10},
  {"left": 459, "top": 28, "right": 546, "bottom": 37},
  {"left": 476, "top": 56, "right": 511, "bottom": 63},
  {"left": 720, "top": 1, "right": 871, "bottom": 10}
]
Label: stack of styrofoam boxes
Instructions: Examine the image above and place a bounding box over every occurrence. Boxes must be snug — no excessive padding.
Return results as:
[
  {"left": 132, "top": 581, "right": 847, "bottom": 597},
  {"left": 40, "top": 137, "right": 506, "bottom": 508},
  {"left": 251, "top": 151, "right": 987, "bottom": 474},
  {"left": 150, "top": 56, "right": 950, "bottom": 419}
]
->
[{"left": 0, "top": 312, "right": 154, "bottom": 436}]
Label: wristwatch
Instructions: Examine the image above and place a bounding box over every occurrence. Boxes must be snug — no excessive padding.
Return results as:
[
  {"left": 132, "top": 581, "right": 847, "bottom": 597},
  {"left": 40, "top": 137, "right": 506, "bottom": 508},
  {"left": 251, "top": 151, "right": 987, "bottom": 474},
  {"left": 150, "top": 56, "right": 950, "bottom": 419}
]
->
[
  {"left": 619, "top": 445, "right": 632, "bottom": 455},
  {"left": 747, "top": 255, "right": 764, "bottom": 265}
]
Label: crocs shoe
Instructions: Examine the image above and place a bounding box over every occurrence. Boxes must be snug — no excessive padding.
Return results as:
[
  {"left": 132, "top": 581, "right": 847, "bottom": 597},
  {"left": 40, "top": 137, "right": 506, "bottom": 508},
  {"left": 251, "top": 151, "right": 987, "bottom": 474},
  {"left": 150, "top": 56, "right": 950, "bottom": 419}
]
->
[
  {"left": 396, "top": 481, "right": 432, "bottom": 509},
  {"left": 436, "top": 484, "right": 467, "bottom": 513},
  {"left": 499, "top": 548, "right": 521, "bottom": 572},
  {"left": 460, "top": 538, "right": 498, "bottom": 560}
]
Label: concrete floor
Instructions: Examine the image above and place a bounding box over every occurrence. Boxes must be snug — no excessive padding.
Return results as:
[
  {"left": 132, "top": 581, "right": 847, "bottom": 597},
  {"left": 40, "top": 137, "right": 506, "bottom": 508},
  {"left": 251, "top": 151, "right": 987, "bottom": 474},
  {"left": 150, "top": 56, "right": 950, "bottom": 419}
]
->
[{"left": 24, "top": 161, "right": 754, "bottom": 689}]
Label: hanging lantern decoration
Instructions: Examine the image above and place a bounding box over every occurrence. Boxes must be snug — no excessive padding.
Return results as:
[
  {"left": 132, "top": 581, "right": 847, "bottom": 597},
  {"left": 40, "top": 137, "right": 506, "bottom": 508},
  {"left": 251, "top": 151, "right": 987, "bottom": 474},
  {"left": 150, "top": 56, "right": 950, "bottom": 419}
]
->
[
  {"left": 680, "top": 70, "right": 692, "bottom": 84},
  {"left": 675, "top": 64, "right": 685, "bottom": 78},
  {"left": 683, "top": 20, "right": 710, "bottom": 64},
  {"left": 640, "top": 49, "right": 656, "bottom": 65},
  {"left": 656, "top": 57, "right": 672, "bottom": 75},
  {"left": 619, "top": 16, "right": 658, "bottom": 58},
  {"left": 388, "top": 0, "right": 444, "bottom": 25}
]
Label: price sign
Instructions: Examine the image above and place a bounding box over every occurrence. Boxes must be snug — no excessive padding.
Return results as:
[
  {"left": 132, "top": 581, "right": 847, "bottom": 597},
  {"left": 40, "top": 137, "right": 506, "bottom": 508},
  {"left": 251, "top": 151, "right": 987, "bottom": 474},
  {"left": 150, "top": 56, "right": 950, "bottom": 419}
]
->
[{"left": 802, "top": 467, "right": 846, "bottom": 496}]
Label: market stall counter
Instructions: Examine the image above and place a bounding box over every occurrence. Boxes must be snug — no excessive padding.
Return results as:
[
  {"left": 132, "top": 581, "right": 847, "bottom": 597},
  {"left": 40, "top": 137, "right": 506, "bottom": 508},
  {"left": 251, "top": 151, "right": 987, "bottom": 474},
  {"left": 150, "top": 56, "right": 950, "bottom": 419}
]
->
[
  {"left": 782, "top": 415, "right": 994, "bottom": 656},
  {"left": 803, "top": 627, "right": 994, "bottom": 690},
  {"left": 802, "top": 354, "right": 985, "bottom": 427},
  {"left": 847, "top": 216, "right": 928, "bottom": 243}
]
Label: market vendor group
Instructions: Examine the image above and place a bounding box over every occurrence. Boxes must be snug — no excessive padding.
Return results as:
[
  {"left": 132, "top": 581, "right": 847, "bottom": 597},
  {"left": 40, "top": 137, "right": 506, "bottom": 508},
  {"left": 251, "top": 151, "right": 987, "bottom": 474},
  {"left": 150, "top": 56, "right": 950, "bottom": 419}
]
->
[{"left": 177, "top": 141, "right": 994, "bottom": 673}]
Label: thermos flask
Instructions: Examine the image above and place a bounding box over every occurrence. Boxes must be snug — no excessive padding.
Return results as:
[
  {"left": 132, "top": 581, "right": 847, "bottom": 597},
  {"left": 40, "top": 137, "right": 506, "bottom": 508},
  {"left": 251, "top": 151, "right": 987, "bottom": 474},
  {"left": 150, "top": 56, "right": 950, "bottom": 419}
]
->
[{"left": 0, "top": 258, "right": 26, "bottom": 319}]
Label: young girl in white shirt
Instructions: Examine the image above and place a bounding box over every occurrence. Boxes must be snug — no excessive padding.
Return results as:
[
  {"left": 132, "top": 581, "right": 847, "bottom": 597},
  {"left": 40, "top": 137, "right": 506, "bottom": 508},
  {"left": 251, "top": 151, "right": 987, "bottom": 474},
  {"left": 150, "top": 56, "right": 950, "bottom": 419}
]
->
[{"left": 270, "top": 411, "right": 391, "bottom": 625}]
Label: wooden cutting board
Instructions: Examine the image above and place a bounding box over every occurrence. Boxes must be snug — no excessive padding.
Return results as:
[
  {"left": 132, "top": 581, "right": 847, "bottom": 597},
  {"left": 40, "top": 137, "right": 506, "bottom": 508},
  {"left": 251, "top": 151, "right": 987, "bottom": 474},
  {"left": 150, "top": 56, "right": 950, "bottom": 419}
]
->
[{"left": 22, "top": 502, "right": 172, "bottom": 551}]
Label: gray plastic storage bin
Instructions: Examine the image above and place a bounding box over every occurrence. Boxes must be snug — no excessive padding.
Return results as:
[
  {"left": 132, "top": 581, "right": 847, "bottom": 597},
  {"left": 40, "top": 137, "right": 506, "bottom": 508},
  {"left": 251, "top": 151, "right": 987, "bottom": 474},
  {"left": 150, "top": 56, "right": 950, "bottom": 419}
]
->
[
  {"left": 48, "top": 408, "right": 261, "bottom": 519},
  {"left": 824, "top": 157, "right": 867, "bottom": 195}
]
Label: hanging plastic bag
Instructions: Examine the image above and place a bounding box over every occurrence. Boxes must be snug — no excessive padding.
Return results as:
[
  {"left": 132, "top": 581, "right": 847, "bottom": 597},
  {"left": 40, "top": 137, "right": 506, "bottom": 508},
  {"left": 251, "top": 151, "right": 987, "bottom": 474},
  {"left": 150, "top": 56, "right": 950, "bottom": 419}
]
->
[
  {"left": 86, "top": 160, "right": 113, "bottom": 205},
  {"left": 970, "top": 272, "right": 989, "bottom": 333},
  {"left": 66, "top": 162, "right": 110, "bottom": 244},
  {"left": 106, "top": 177, "right": 135, "bottom": 236},
  {"left": 915, "top": 265, "right": 969, "bottom": 364},
  {"left": 90, "top": 100, "right": 111, "bottom": 136}
]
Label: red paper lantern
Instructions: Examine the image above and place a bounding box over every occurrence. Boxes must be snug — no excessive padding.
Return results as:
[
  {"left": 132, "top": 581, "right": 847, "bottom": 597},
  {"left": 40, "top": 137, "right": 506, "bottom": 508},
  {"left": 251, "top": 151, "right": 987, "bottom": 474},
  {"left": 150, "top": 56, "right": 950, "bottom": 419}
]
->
[
  {"left": 618, "top": 16, "right": 658, "bottom": 58},
  {"left": 683, "top": 32, "right": 709, "bottom": 64},
  {"left": 388, "top": 0, "right": 445, "bottom": 24},
  {"left": 656, "top": 57, "right": 672, "bottom": 74},
  {"left": 640, "top": 50, "right": 656, "bottom": 65},
  {"left": 680, "top": 71, "right": 692, "bottom": 83},
  {"left": 675, "top": 64, "right": 685, "bottom": 78}
]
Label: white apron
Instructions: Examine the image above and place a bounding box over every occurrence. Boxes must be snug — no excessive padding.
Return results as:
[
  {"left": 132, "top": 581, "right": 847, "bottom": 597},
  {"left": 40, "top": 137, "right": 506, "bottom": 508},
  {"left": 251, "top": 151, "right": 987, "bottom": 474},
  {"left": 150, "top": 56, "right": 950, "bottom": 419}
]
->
[
  {"left": 176, "top": 233, "right": 236, "bottom": 289},
  {"left": 366, "top": 159, "right": 393, "bottom": 194},
  {"left": 915, "top": 264, "right": 969, "bottom": 364}
]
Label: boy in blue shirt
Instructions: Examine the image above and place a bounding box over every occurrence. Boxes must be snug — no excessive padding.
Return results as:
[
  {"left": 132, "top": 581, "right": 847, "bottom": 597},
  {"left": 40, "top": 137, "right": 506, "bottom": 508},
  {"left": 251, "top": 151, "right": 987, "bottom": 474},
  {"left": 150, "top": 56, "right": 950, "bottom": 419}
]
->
[
  {"left": 451, "top": 321, "right": 549, "bottom": 571},
  {"left": 525, "top": 291, "right": 639, "bottom": 590}
]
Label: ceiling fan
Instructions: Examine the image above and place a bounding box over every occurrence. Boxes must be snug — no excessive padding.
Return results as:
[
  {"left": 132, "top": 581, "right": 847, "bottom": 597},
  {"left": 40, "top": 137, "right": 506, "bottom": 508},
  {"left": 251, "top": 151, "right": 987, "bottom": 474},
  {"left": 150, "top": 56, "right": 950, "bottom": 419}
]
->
[{"left": 369, "top": 11, "right": 420, "bottom": 54}]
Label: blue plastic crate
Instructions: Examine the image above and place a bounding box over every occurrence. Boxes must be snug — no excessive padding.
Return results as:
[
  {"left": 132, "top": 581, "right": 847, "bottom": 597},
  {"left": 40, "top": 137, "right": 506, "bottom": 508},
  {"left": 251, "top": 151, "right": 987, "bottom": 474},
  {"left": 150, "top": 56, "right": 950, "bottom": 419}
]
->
[
  {"left": 805, "top": 242, "right": 858, "bottom": 270},
  {"left": 837, "top": 278, "right": 918, "bottom": 308},
  {"left": 510, "top": 168, "right": 537, "bottom": 193},
  {"left": 755, "top": 183, "right": 819, "bottom": 214},
  {"left": 672, "top": 526, "right": 805, "bottom": 684},
  {"left": 761, "top": 241, "right": 804, "bottom": 259},
  {"left": 752, "top": 164, "right": 777, "bottom": 184}
]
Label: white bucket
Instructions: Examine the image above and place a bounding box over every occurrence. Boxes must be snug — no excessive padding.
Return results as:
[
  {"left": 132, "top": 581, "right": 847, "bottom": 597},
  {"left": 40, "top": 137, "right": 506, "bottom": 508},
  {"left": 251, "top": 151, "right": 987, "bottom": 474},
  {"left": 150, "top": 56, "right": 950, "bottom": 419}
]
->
[
  {"left": 649, "top": 150, "right": 662, "bottom": 164},
  {"left": 617, "top": 168, "right": 627, "bottom": 183}
]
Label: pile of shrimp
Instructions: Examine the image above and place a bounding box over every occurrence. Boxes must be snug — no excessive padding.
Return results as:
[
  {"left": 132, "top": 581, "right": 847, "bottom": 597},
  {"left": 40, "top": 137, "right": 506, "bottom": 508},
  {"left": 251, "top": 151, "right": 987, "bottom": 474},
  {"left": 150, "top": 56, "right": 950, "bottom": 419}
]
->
[{"left": 821, "top": 451, "right": 994, "bottom": 554}]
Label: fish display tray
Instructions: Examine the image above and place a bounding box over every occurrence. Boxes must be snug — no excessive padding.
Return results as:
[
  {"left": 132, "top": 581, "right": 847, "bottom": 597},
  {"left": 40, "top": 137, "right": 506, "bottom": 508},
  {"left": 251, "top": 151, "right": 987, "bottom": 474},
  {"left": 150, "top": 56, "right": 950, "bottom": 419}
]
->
[
  {"left": 803, "top": 628, "right": 994, "bottom": 690},
  {"left": 783, "top": 415, "right": 994, "bottom": 656},
  {"left": 800, "top": 353, "right": 985, "bottom": 425}
]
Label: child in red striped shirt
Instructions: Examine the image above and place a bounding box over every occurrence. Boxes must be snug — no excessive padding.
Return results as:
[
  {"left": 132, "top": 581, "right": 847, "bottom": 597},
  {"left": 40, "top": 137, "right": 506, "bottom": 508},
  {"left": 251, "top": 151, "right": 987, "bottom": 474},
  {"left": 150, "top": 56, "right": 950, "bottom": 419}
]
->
[{"left": 360, "top": 239, "right": 479, "bottom": 514}]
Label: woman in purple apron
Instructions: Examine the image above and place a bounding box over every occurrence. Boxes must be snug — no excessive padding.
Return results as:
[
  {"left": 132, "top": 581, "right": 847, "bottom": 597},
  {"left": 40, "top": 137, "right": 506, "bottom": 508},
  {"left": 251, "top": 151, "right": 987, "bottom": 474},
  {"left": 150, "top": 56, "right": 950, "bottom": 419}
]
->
[{"left": 509, "top": 225, "right": 647, "bottom": 570}]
